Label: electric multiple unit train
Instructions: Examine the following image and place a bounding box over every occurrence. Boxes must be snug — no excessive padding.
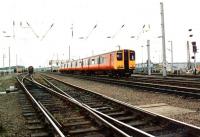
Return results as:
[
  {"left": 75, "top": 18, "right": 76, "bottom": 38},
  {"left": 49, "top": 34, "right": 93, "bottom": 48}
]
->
[{"left": 59, "top": 49, "right": 135, "bottom": 76}]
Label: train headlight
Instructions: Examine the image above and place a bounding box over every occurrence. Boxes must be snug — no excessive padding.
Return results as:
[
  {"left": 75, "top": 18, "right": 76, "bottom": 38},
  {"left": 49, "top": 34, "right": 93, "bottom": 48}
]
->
[{"left": 117, "top": 65, "right": 123, "bottom": 69}]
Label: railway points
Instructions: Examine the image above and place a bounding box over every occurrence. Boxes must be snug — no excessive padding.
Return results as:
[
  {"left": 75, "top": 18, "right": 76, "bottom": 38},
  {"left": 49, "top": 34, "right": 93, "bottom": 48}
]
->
[
  {"left": 39, "top": 73, "right": 200, "bottom": 134},
  {"left": 52, "top": 73, "right": 200, "bottom": 99},
  {"left": 1, "top": 1, "right": 200, "bottom": 136},
  {"left": 3, "top": 71, "right": 200, "bottom": 136},
  {"left": 17, "top": 74, "right": 131, "bottom": 137},
  {"left": 42, "top": 72, "right": 200, "bottom": 127}
]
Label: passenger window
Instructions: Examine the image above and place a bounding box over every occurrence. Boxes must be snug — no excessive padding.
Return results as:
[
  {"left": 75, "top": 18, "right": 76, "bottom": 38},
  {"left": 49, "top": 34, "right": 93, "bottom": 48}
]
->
[
  {"left": 100, "top": 57, "right": 104, "bottom": 64},
  {"left": 80, "top": 61, "right": 83, "bottom": 66},
  {"left": 96, "top": 57, "right": 100, "bottom": 64},
  {"left": 117, "top": 52, "right": 123, "bottom": 60},
  {"left": 91, "top": 59, "right": 95, "bottom": 65},
  {"left": 130, "top": 51, "right": 135, "bottom": 60},
  {"left": 99, "top": 57, "right": 101, "bottom": 64}
]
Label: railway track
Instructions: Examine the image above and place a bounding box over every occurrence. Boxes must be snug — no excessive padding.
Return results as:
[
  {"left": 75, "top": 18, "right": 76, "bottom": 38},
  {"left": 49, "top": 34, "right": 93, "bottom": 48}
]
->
[
  {"left": 18, "top": 88, "right": 52, "bottom": 136},
  {"left": 17, "top": 74, "right": 64, "bottom": 137},
  {"left": 52, "top": 73, "right": 200, "bottom": 99},
  {"left": 133, "top": 72, "right": 200, "bottom": 79},
  {"left": 39, "top": 73, "right": 200, "bottom": 137},
  {"left": 17, "top": 74, "right": 139, "bottom": 137},
  {"left": 131, "top": 74, "right": 200, "bottom": 89}
]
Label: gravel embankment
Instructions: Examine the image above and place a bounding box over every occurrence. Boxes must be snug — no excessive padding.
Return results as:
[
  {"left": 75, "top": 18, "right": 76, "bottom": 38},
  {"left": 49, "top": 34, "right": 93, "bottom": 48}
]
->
[
  {"left": 46, "top": 73, "right": 200, "bottom": 127},
  {"left": 0, "top": 75, "right": 26, "bottom": 136}
]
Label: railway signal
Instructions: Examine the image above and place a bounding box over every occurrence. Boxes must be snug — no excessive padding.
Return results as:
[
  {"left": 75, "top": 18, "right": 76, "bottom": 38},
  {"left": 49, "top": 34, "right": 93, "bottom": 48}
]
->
[
  {"left": 191, "top": 41, "right": 197, "bottom": 74},
  {"left": 192, "top": 41, "right": 197, "bottom": 53},
  {"left": 168, "top": 40, "right": 173, "bottom": 73}
]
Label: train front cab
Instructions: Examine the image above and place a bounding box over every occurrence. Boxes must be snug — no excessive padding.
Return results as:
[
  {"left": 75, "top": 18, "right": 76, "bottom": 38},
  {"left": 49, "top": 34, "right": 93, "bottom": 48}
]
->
[
  {"left": 114, "top": 49, "right": 135, "bottom": 76},
  {"left": 129, "top": 50, "right": 135, "bottom": 71}
]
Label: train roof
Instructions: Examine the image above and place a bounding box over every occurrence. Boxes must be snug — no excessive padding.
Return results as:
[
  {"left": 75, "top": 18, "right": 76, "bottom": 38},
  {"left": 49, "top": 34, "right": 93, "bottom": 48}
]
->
[{"left": 69, "top": 49, "right": 134, "bottom": 62}]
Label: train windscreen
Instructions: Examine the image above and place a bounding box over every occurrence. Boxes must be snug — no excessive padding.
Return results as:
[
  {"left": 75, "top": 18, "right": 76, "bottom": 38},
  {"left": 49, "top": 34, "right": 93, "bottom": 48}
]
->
[
  {"left": 130, "top": 51, "right": 135, "bottom": 60},
  {"left": 117, "top": 52, "right": 123, "bottom": 60}
]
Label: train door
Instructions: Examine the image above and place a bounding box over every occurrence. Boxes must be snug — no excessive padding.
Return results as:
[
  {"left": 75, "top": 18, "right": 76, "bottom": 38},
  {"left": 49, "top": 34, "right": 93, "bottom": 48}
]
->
[
  {"left": 124, "top": 50, "right": 129, "bottom": 71},
  {"left": 98, "top": 56, "right": 100, "bottom": 69},
  {"left": 129, "top": 50, "right": 135, "bottom": 69},
  {"left": 109, "top": 54, "right": 112, "bottom": 68}
]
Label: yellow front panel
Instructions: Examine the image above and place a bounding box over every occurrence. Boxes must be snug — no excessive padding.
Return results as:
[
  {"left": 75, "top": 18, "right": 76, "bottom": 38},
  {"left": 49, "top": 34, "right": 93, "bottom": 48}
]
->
[
  {"left": 129, "top": 50, "right": 136, "bottom": 69},
  {"left": 129, "top": 60, "right": 136, "bottom": 69},
  {"left": 114, "top": 50, "right": 124, "bottom": 70}
]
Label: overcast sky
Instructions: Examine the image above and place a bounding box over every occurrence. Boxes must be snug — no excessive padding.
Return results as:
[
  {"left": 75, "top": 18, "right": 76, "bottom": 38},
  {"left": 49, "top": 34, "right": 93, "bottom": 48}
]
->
[{"left": 0, "top": 0, "right": 200, "bottom": 67}]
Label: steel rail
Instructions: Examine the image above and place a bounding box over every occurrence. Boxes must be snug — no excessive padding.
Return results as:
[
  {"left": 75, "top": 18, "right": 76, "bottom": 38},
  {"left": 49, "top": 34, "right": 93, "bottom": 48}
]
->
[
  {"left": 130, "top": 75, "right": 200, "bottom": 88},
  {"left": 41, "top": 73, "right": 200, "bottom": 136},
  {"left": 40, "top": 75, "right": 154, "bottom": 137},
  {"left": 133, "top": 72, "right": 200, "bottom": 79},
  {"left": 27, "top": 77, "right": 132, "bottom": 137},
  {"left": 68, "top": 74, "right": 200, "bottom": 98},
  {"left": 38, "top": 101, "right": 63, "bottom": 128},
  {"left": 16, "top": 76, "right": 65, "bottom": 137}
]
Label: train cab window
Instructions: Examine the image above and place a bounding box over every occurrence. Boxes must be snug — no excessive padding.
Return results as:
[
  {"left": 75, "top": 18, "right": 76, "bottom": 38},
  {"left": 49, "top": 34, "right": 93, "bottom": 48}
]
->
[
  {"left": 117, "top": 52, "right": 123, "bottom": 60},
  {"left": 130, "top": 51, "right": 135, "bottom": 60}
]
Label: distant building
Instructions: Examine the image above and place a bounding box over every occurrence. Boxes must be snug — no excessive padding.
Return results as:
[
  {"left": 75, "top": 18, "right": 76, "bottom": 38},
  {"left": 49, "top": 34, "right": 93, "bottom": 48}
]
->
[{"left": 0, "top": 66, "right": 25, "bottom": 75}]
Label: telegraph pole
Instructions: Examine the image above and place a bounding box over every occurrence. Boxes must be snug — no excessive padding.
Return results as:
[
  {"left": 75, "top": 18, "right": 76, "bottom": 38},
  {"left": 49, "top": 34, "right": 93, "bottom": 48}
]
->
[
  {"left": 147, "top": 40, "right": 151, "bottom": 75},
  {"left": 171, "top": 41, "right": 173, "bottom": 73},
  {"left": 141, "top": 45, "right": 144, "bottom": 72},
  {"left": 187, "top": 41, "right": 191, "bottom": 70},
  {"left": 116, "top": 45, "right": 120, "bottom": 50},
  {"left": 16, "top": 54, "right": 18, "bottom": 66},
  {"left": 69, "top": 46, "right": 70, "bottom": 60},
  {"left": 69, "top": 24, "right": 73, "bottom": 61},
  {"left": 194, "top": 52, "right": 196, "bottom": 74},
  {"left": 3, "top": 54, "right": 5, "bottom": 67},
  {"left": 160, "top": 2, "right": 167, "bottom": 77},
  {"left": 168, "top": 41, "right": 173, "bottom": 73},
  {"left": 8, "top": 46, "right": 11, "bottom": 73},
  {"left": 16, "top": 54, "right": 18, "bottom": 73}
]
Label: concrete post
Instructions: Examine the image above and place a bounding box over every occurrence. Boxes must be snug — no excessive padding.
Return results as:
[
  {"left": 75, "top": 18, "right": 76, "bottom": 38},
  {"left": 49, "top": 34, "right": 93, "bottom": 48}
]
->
[
  {"left": 147, "top": 40, "right": 151, "bottom": 75},
  {"left": 160, "top": 2, "right": 167, "bottom": 77}
]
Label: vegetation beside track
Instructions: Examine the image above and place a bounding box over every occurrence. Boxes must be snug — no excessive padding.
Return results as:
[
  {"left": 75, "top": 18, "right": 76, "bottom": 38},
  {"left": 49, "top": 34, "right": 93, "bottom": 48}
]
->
[{"left": 0, "top": 75, "right": 17, "bottom": 92}]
